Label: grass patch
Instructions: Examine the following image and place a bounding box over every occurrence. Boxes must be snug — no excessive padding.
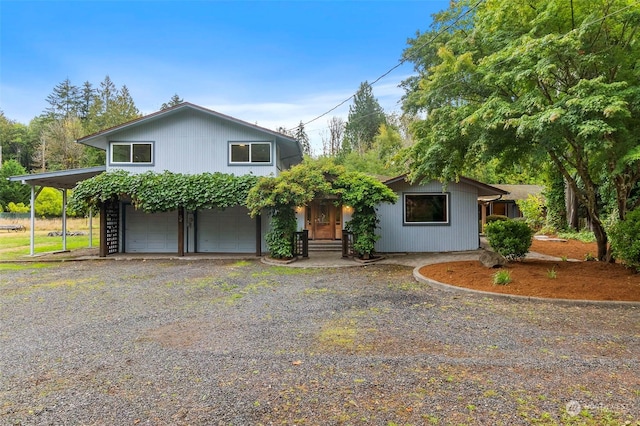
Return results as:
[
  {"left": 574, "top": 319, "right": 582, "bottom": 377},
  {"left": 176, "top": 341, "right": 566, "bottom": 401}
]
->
[
  {"left": 318, "top": 320, "right": 358, "bottom": 348},
  {"left": 556, "top": 229, "right": 596, "bottom": 243},
  {"left": 493, "top": 269, "right": 512, "bottom": 285},
  {"left": 252, "top": 266, "right": 319, "bottom": 277},
  {"left": 0, "top": 263, "right": 55, "bottom": 271},
  {"left": 0, "top": 232, "right": 99, "bottom": 261}
]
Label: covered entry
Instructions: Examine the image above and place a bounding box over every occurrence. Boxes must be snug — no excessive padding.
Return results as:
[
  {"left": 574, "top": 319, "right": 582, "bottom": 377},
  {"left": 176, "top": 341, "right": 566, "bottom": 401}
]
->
[{"left": 305, "top": 199, "right": 343, "bottom": 240}]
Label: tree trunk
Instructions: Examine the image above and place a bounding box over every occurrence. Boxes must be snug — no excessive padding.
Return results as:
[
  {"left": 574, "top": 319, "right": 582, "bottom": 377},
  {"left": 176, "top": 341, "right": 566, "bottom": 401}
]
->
[{"left": 591, "top": 219, "right": 609, "bottom": 262}]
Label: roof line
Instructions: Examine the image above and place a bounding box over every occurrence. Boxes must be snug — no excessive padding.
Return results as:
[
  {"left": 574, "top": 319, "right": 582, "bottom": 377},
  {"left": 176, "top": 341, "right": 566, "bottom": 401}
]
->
[{"left": 76, "top": 102, "right": 299, "bottom": 144}]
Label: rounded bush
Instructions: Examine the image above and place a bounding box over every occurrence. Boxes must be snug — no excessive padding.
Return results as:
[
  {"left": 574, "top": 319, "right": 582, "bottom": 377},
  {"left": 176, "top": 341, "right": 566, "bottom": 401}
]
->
[
  {"left": 485, "top": 219, "right": 533, "bottom": 261},
  {"left": 486, "top": 214, "right": 509, "bottom": 224},
  {"left": 609, "top": 209, "right": 640, "bottom": 272}
]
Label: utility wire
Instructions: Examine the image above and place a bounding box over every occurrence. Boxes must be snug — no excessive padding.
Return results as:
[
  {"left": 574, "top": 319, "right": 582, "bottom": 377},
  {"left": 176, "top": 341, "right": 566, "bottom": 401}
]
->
[
  {"left": 288, "top": 0, "right": 486, "bottom": 132},
  {"left": 292, "top": 0, "right": 637, "bottom": 138}
]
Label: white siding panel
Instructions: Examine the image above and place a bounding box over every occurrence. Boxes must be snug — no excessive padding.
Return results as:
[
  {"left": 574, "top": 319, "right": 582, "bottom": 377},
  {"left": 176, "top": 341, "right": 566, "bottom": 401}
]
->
[
  {"left": 197, "top": 206, "right": 256, "bottom": 253},
  {"left": 106, "top": 109, "right": 279, "bottom": 176},
  {"left": 125, "top": 206, "right": 178, "bottom": 253},
  {"left": 375, "top": 181, "right": 480, "bottom": 253}
]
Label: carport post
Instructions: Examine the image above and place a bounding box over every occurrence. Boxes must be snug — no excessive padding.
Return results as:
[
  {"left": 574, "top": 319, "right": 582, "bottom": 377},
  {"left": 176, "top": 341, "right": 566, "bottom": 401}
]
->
[
  {"left": 29, "top": 186, "right": 35, "bottom": 256},
  {"left": 178, "top": 207, "right": 185, "bottom": 256},
  {"left": 255, "top": 214, "right": 262, "bottom": 256},
  {"left": 61, "top": 189, "right": 67, "bottom": 251},
  {"left": 88, "top": 207, "right": 93, "bottom": 248}
]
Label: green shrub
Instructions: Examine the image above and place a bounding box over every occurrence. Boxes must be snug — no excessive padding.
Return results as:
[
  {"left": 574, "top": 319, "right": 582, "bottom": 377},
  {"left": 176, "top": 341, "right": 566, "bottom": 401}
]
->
[
  {"left": 608, "top": 209, "right": 640, "bottom": 272},
  {"left": 485, "top": 219, "right": 533, "bottom": 261},
  {"left": 7, "top": 202, "right": 30, "bottom": 213},
  {"left": 493, "top": 269, "right": 511, "bottom": 285},
  {"left": 516, "top": 194, "right": 546, "bottom": 230},
  {"left": 486, "top": 214, "right": 509, "bottom": 224},
  {"left": 35, "top": 187, "right": 63, "bottom": 217}
]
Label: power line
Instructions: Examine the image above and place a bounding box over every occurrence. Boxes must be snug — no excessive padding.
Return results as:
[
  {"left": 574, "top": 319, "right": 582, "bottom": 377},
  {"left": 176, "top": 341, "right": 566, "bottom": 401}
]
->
[{"left": 289, "top": 0, "right": 486, "bottom": 133}]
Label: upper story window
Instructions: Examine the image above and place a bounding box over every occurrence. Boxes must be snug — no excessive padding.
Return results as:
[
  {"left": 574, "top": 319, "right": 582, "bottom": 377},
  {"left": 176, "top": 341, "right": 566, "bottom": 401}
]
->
[
  {"left": 404, "top": 193, "right": 449, "bottom": 225},
  {"left": 229, "top": 141, "right": 272, "bottom": 164},
  {"left": 110, "top": 142, "right": 153, "bottom": 165}
]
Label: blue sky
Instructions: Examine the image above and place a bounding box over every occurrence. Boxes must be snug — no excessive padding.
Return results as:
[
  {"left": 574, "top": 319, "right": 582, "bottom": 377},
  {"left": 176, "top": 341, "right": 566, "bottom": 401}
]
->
[{"left": 1, "top": 1, "right": 448, "bottom": 153}]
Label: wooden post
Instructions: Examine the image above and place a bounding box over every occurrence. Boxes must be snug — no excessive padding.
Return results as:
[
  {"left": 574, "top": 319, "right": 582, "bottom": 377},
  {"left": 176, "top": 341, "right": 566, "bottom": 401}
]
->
[
  {"left": 255, "top": 214, "right": 262, "bottom": 256},
  {"left": 178, "top": 207, "right": 185, "bottom": 257},
  {"left": 99, "top": 203, "right": 107, "bottom": 257}
]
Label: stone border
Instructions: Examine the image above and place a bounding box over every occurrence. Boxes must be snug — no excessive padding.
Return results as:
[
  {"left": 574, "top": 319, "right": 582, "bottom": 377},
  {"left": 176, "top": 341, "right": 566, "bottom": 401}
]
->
[
  {"left": 413, "top": 266, "right": 640, "bottom": 307},
  {"left": 352, "top": 255, "right": 386, "bottom": 264},
  {"left": 261, "top": 256, "right": 298, "bottom": 266}
]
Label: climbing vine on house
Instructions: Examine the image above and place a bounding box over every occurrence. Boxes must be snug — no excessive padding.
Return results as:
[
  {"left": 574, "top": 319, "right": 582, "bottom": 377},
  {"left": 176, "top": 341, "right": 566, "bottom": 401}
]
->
[
  {"left": 69, "top": 170, "right": 258, "bottom": 214},
  {"left": 246, "top": 159, "right": 397, "bottom": 259}
]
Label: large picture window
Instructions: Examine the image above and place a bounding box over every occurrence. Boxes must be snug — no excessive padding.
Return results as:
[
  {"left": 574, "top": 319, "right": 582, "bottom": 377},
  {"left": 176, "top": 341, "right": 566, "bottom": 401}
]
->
[
  {"left": 110, "top": 142, "right": 153, "bottom": 165},
  {"left": 404, "top": 193, "right": 449, "bottom": 225},
  {"left": 229, "top": 142, "right": 272, "bottom": 164}
]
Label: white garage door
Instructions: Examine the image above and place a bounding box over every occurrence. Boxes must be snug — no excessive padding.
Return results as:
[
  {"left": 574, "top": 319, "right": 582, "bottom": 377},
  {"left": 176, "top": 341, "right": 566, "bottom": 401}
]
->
[
  {"left": 125, "top": 205, "right": 178, "bottom": 253},
  {"left": 197, "top": 207, "right": 255, "bottom": 253}
]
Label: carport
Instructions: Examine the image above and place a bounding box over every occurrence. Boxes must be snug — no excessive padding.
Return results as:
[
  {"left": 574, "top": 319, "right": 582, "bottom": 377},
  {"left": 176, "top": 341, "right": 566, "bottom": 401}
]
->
[{"left": 8, "top": 166, "right": 105, "bottom": 256}]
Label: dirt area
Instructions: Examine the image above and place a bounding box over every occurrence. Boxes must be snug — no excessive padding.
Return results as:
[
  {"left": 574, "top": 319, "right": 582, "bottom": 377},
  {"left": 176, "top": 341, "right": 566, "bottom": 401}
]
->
[{"left": 420, "top": 238, "right": 640, "bottom": 301}]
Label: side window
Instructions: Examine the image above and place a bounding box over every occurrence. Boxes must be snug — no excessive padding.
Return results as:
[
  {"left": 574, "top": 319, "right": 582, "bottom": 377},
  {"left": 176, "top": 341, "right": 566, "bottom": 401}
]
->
[
  {"left": 229, "top": 142, "right": 272, "bottom": 164},
  {"left": 110, "top": 142, "right": 153, "bottom": 165},
  {"left": 404, "top": 193, "right": 449, "bottom": 225}
]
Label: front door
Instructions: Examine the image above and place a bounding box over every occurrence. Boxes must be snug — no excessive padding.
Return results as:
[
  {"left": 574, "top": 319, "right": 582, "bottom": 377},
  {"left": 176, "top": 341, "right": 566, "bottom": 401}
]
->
[{"left": 307, "top": 200, "right": 341, "bottom": 240}]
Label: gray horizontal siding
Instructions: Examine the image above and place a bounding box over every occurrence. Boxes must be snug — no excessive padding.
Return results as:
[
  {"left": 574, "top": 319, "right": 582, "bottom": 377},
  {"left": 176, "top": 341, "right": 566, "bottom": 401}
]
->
[
  {"left": 105, "top": 108, "right": 278, "bottom": 176},
  {"left": 375, "top": 180, "right": 480, "bottom": 253}
]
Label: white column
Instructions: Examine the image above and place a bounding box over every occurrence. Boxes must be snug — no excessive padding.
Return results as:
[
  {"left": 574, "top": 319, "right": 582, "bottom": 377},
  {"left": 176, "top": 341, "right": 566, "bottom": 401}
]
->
[
  {"left": 62, "top": 189, "right": 67, "bottom": 251},
  {"left": 29, "top": 186, "right": 35, "bottom": 256}
]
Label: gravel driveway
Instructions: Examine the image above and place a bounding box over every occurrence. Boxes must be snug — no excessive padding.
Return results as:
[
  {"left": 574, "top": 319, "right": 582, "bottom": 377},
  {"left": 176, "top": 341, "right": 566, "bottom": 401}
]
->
[{"left": 1, "top": 259, "right": 639, "bottom": 425}]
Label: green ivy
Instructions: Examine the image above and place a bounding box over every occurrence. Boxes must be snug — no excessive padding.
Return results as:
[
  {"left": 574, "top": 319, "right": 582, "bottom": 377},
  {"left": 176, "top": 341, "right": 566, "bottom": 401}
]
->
[
  {"left": 264, "top": 206, "right": 297, "bottom": 259},
  {"left": 69, "top": 170, "right": 258, "bottom": 214},
  {"left": 247, "top": 159, "right": 397, "bottom": 258}
]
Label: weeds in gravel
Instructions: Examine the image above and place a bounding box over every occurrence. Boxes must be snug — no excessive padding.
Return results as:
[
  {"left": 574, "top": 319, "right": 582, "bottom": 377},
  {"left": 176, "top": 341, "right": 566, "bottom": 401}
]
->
[
  {"left": 493, "top": 269, "right": 512, "bottom": 285},
  {"left": 389, "top": 281, "right": 427, "bottom": 291},
  {"left": 253, "top": 266, "right": 319, "bottom": 276},
  {"left": 546, "top": 267, "right": 557, "bottom": 279}
]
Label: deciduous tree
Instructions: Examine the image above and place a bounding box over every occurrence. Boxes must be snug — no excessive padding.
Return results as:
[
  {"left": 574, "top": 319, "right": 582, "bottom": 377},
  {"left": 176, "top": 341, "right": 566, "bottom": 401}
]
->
[{"left": 402, "top": 0, "right": 640, "bottom": 260}]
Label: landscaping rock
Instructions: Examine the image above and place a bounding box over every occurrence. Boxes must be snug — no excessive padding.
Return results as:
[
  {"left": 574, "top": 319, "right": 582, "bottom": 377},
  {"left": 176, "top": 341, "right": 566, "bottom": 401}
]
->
[
  {"left": 479, "top": 249, "right": 507, "bottom": 268},
  {"left": 47, "top": 231, "right": 86, "bottom": 237}
]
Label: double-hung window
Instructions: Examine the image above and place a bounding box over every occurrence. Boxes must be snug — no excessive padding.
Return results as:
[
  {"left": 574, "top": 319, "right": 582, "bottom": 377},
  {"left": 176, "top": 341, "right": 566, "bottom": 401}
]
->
[
  {"left": 403, "top": 193, "right": 449, "bottom": 225},
  {"left": 229, "top": 141, "right": 272, "bottom": 164},
  {"left": 110, "top": 142, "right": 153, "bottom": 165}
]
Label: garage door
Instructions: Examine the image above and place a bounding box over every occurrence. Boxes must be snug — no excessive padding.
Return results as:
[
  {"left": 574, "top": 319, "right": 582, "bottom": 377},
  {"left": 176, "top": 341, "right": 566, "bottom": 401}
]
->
[
  {"left": 125, "top": 205, "right": 178, "bottom": 253},
  {"left": 197, "top": 207, "right": 255, "bottom": 253}
]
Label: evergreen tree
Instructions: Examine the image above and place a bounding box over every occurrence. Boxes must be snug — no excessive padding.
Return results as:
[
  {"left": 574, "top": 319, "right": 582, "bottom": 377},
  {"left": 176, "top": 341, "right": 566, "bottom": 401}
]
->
[
  {"left": 44, "top": 78, "right": 80, "bottom": 119},
  {"left": 343, "top": 82, "right": 386, "bottom": 154},
  {"left": 79, "top": 81, "right": 95, "bottom": 122},
  {"left": 294, "top": 121, "right": 311, "bottom": 156},
  {"left": 161, "top": 94, "right": 184, "bottom": 110}
]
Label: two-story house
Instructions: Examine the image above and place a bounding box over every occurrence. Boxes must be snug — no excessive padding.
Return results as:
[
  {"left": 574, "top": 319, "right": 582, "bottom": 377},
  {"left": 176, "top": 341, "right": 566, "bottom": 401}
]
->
[{"left": 76, "top": 102, "right": 303, "bottom": 255}]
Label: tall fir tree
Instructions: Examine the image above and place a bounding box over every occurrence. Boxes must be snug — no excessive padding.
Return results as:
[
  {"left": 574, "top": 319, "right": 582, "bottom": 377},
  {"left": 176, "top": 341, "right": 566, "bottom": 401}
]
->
[
  {"left": 161, "top": 94, "right": 184, "bottom": 110},
  {"left": 44, "top": 78, "right": 80, "bottom": 119},
  {"left": 294, "top": 121, "right": 311, "bottom": 156},
  {"left": 343, "top": 82, "right": 386, "bottom": 154}
]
